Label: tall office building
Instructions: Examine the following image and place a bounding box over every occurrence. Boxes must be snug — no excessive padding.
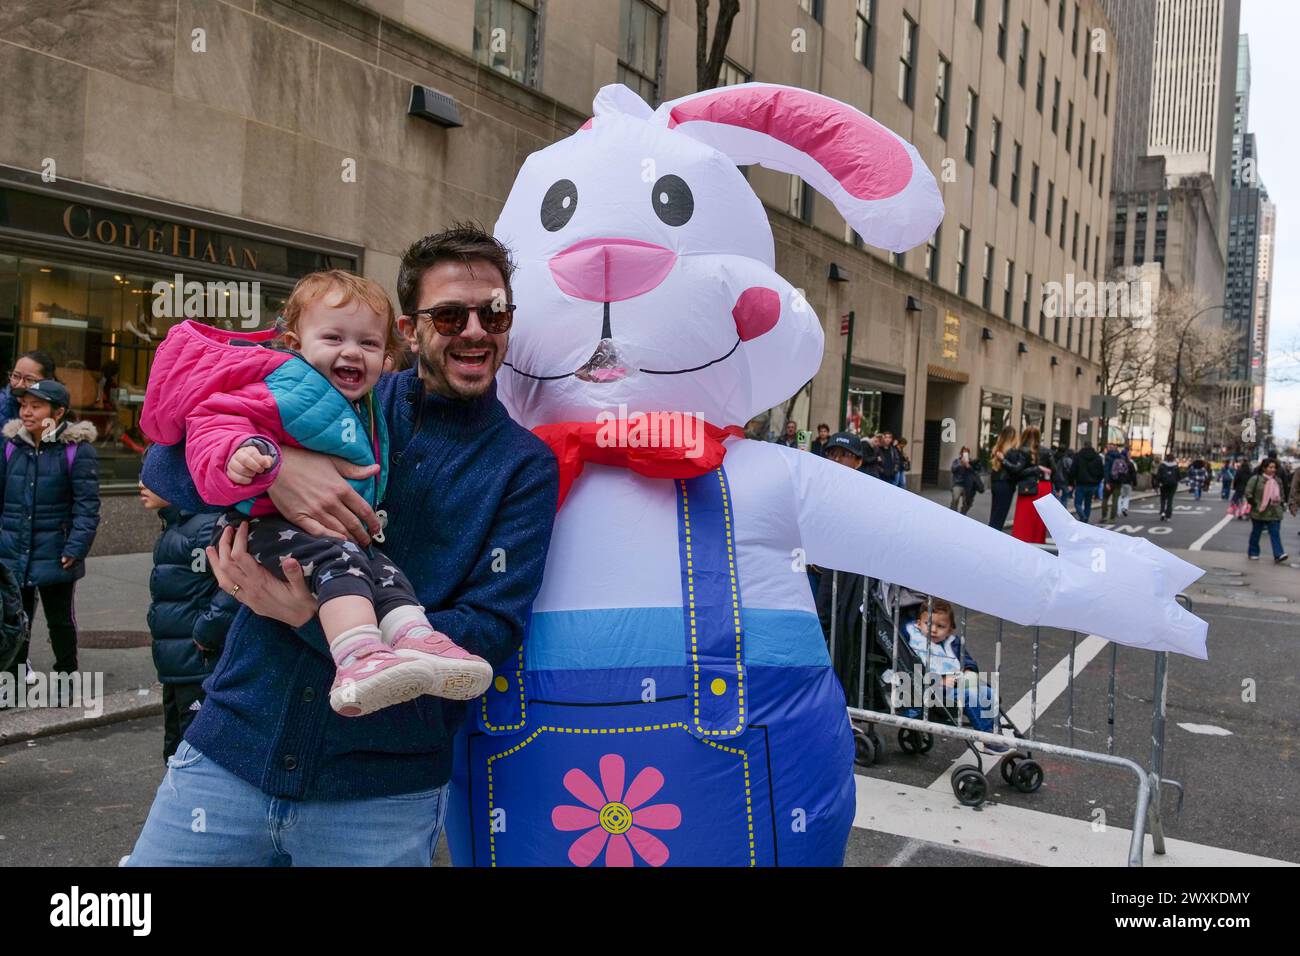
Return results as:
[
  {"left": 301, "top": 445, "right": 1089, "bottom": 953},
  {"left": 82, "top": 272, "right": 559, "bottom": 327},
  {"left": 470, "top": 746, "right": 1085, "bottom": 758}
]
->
[
  {"left": 1230, "top": 33, "right": 1250, "bottom": 185},
  {"left": 1222, "top": 34, "right": 1273, "bottom": 449},
  {"left": 1148, "top": 0, "right": 1237, "bottom": 186},
  {"left": 1102, "top": 0, "right": 1240, "bottom": 455}
]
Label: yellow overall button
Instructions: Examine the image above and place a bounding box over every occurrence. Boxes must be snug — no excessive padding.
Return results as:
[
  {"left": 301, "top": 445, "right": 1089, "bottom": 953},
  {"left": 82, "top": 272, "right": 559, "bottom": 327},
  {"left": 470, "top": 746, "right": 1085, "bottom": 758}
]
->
[
  {"left": 710, "top": 677, "right": 727, "bottom": 696},
  {"left": 494, "top": 676, "right": 509, "bottom": 693}
]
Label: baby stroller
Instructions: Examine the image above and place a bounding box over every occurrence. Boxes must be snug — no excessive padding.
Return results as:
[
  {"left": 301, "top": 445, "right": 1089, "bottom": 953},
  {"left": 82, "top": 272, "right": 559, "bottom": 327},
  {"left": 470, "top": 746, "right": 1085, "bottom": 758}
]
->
[{"left": 850, "top": 579, "right": 1045, "bottom": 807}]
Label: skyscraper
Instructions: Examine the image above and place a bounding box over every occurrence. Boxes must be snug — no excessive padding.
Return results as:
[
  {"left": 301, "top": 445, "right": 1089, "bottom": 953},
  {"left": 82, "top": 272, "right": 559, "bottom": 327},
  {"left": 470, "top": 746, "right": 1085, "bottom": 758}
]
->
[
  {"left": 1102, "top": 0, "right": 1241, "bottom": 456},
  {"left": 1223, "top": 34, "right": 1273, "bottom": 445}
]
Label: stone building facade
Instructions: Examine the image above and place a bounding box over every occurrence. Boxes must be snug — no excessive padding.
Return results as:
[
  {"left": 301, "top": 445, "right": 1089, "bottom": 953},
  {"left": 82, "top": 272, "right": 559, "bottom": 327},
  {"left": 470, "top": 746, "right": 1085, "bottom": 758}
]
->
[{"left": 0, "top": 0, "right": 1113, "bottom": 552}]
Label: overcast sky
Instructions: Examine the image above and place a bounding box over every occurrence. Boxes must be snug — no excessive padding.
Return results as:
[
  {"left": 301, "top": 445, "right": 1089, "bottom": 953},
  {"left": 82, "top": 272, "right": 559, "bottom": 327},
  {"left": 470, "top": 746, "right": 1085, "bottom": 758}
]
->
[{"left": 1239, "top": 1, "right": 1298, "bottom": 445}]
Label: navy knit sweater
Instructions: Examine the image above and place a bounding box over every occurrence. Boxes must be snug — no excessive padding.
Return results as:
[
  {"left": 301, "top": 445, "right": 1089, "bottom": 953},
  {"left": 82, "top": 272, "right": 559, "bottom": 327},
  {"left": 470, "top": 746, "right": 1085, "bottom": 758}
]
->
[{"left": 141, "top": 369, "right": 558, "bottom": 799}]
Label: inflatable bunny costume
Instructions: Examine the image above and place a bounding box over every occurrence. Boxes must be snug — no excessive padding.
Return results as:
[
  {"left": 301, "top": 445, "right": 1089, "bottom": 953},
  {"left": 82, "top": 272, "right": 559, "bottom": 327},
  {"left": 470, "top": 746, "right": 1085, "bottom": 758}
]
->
[{"left": 446, "top": 83, "right": 1207, "bottom": 867}]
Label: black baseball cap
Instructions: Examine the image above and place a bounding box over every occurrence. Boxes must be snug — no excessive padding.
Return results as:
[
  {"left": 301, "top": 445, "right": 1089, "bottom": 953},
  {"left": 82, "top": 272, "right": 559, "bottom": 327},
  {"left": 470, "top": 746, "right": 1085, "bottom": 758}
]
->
[
  {"left": 825, "top": 431, "right": 865, "bottom": 459},
  {"left": 13, "top": 379, "right": 70, "bottom": 410}
]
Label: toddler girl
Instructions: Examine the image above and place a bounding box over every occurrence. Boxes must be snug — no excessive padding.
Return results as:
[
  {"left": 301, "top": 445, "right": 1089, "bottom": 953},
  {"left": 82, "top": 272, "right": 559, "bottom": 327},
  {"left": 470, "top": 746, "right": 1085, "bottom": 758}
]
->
[{"left": 142, "top": 271, "right": 492, "bottom": 717}]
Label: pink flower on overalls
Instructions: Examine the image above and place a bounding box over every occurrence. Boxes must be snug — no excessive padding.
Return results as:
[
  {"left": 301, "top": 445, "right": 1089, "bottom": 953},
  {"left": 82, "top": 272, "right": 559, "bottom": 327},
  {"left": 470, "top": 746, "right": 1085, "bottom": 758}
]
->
[{"left": 550, "top": 753, "right": 682, "bottom": 866}]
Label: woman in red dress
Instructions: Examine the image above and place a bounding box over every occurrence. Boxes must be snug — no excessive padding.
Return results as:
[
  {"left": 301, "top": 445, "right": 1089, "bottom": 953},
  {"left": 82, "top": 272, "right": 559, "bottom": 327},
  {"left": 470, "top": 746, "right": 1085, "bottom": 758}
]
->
[{"left": 1011, "top": 426, "right": 1056, "bottom": 544}]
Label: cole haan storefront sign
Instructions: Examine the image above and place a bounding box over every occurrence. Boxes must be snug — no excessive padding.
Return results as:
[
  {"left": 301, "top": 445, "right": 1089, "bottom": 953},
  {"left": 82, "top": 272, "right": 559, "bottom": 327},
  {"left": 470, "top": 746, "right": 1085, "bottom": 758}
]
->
[
  {"left": 0, "top": 164, "right": 361, "bottom": 283},
  {"left": 61, "top": 203, "right": 263, "bottom": 271}
]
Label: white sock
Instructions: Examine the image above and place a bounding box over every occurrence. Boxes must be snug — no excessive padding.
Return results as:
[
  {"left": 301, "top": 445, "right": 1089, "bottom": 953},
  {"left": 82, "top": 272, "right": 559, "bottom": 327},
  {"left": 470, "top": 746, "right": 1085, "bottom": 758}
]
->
[
  {"left": 329, "top": 624, "right": 383, "bottom": 667},
  {"left": 379, "top": 605, "right": 432, "bottom": 646}
]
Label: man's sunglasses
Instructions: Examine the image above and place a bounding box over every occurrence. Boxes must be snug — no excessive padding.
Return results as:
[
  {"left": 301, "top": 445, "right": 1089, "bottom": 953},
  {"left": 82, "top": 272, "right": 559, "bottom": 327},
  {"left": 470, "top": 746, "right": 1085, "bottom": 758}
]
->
[{"left": 406, "top": 302, "right": 516, "bottom": 336}]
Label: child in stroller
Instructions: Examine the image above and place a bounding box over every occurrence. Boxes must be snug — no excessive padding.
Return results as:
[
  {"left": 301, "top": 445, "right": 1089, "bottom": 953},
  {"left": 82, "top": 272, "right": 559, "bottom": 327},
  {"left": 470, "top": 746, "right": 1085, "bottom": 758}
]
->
[
  {"left": 899, "top": 599, "right": 1000, "bottom": 738},
  {"left": 849, "top": 581, "right": 1045, "bottom": 806}
]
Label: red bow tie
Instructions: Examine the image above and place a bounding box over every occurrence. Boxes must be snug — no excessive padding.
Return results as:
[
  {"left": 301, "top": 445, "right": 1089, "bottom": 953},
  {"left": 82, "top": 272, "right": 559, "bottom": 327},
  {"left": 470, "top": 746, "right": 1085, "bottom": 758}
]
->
[{"left": 533, "top": 414, "right": 746, "bottom": 509}]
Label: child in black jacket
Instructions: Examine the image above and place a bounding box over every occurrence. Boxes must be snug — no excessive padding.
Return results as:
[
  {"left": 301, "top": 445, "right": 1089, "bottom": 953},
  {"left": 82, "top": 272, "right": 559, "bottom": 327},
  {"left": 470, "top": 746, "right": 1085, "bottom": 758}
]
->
[{"left": 140, "top": 476, "right": 239, "bottom": 761}]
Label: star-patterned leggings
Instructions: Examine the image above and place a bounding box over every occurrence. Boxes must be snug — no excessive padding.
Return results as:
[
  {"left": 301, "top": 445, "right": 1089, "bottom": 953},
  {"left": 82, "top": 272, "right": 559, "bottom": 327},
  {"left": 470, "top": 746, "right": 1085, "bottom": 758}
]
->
[{"left": 216, "top": 512, "right": 421, "bottom": 618}]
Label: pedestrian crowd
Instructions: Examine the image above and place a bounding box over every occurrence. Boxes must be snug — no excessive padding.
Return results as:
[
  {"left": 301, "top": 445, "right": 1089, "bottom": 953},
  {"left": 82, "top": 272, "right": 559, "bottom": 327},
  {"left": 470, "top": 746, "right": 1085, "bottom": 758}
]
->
[{"left": 774, "top": 416, "right": 1299, "bottom": 568}]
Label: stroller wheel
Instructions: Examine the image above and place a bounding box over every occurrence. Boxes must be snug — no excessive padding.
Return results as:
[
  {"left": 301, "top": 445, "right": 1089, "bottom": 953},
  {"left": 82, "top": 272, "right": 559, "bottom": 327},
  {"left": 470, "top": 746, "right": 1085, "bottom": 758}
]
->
[
  {"left": 1012, "top": 760, "right": 1044, "bottom": 793},
  {"left": 951, "top": 766, "right": 988, "bottom": 807},
  {"left": 867, "top": 728, "right": 884, "bottom": 756},
  {"left": 1000, "top": 757, "right": 1018, "bottom": 785},
  {"left": 898, "top": 729, "right": 934, "bottom": 755},
  {"left": 853, "top": 728, "right": 877, "bottom": 767}
]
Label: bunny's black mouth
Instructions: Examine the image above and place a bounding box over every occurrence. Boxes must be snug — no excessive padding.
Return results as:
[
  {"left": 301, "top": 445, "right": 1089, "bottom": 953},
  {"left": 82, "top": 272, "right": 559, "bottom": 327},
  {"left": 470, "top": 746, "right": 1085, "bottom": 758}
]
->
[{"left": 503, "top": 301, "right": 743, "bottom": 382}]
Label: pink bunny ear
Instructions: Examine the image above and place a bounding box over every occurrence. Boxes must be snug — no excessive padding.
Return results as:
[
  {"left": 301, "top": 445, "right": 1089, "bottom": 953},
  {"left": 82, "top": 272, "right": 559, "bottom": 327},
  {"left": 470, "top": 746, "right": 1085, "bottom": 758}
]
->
[{"left": 657, "top": 83, "right": 942, "bottom": 253}]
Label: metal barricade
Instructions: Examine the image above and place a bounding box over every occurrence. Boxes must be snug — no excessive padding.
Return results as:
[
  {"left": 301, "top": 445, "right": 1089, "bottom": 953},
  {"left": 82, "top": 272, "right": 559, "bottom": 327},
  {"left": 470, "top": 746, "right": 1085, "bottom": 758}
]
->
[{"left": 822, "top": 552, "right": 1188, "bottom": 867}]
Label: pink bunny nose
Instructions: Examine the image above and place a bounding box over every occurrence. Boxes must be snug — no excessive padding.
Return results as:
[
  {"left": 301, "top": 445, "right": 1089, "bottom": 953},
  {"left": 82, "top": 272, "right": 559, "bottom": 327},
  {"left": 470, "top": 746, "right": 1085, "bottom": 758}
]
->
[{"left": 548, "top": 237, "right": 677, "bottom": 302}]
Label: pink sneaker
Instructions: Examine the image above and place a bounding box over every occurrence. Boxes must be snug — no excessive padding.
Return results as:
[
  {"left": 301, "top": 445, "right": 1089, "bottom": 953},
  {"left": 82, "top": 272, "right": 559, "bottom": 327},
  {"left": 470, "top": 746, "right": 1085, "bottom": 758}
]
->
[
  {"left": 391, "top": 624, "right": 493, "bottom": 700},
  {"left": 329, "top": 638, "right": 440, "bottom": 717}
]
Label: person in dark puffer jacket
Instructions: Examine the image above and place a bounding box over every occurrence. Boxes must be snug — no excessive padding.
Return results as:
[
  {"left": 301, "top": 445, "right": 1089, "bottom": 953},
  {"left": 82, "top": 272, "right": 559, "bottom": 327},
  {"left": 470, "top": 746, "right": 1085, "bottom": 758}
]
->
[
  {"left": 0, "top": 379, "right": 99, "bottom": 680},
  {"left": 140, "top": 473, "right": 240, "bottom": 761}
]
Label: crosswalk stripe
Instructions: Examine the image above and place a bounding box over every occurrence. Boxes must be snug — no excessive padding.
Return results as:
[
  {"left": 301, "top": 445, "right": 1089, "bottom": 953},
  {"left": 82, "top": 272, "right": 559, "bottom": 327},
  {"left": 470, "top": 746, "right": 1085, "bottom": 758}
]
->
[{"left": 852, "top": 774, "right": 1295, "bottom": 867}]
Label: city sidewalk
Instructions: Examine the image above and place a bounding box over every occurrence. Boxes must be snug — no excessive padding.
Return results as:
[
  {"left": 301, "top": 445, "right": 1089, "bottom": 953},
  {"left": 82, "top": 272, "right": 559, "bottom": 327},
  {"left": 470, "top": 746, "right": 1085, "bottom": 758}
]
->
[{"left": 1, "top": 552, "right": 159, "bottom": 745}]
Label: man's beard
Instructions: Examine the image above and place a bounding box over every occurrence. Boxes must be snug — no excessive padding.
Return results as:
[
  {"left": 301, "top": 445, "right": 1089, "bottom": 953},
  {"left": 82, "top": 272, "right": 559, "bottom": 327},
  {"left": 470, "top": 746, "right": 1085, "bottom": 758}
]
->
[{"left": 416, "top": 329, "right": 497, "bottom": 400}]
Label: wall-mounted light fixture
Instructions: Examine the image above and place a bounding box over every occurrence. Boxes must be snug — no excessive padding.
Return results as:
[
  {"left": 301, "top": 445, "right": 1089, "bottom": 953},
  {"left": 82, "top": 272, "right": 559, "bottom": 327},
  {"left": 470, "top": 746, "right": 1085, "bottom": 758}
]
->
[
  {"left": 1017, "top": 342, "right": 1028, "bottom": 355},
  {"left": 828, "top": 262, "right": 851, "bottom": 282},
  {"left": 408, "top": 84, "right": 463, "bottom": 127},
  {"left": 1050, "top": 356, "right": 1059, "bottom": 367},
  {"left": 981, "top": 328, "right": 993, "bottom": 342},
  {"left": 905, "top": 295, "right": 923, "bottom": 312}
]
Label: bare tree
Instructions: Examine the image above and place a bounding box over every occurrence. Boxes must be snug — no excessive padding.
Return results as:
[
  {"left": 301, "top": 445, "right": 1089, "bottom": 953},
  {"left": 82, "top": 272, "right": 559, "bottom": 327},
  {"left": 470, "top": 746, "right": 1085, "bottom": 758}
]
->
[
  {"left": 1148, "top": 290, "right": 1235, "bottom": 454},
  {"left": 696, "top": 0, "right": 741, "bottom": 90},
  {"left": 1098, "top": 308, "right": 1158, "bottom": 442}
]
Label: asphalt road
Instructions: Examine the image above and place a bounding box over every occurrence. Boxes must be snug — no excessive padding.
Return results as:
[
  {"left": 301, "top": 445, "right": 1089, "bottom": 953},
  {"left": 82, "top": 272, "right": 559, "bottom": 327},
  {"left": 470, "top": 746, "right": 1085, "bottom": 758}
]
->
[{"left": 1, "top": 486, "right": 1296, "bottom": 867}]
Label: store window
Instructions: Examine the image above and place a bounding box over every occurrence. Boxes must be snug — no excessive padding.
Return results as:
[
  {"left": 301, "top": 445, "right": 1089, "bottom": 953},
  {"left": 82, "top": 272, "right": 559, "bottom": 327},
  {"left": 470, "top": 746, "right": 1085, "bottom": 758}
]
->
[
  {"left": 979, "top": 388, "right": 1013, "bottom": 459},
  {"left": 1020, "top": 396, "right": 1046, "bottom": 432},
  {"left": 844, "top": 386, "right": 882, "bottom": 437},
  {"left": 0, "top": 253, "right": 287, "bottom": 487}
]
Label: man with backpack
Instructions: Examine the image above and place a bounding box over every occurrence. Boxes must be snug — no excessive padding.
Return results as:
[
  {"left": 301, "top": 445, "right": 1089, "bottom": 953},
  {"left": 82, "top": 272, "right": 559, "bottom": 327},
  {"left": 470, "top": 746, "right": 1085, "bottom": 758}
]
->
[
  {"left": 1155, "top": 452, "right": 1182, "bottom": 521},
  {"left": 1102, "top": 447, "right": 1129, "bottom": 523}
]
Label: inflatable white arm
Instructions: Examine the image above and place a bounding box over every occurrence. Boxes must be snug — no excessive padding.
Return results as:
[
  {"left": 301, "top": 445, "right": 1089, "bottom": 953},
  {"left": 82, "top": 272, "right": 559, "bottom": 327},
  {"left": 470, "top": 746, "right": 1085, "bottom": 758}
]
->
[{"left": 778, "top": 446, "right": 1208, "bottom": 659}]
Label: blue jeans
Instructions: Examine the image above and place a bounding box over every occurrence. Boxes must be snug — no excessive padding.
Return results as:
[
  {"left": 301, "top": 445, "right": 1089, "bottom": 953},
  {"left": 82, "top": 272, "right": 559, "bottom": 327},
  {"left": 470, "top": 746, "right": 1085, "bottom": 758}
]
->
[
  {"left": 893, "top": 472, "right": 907, "bottom": 488},
  {"left": 124, "top": 741, "right": 448, "bottom": 866},
  {"left": 1248, "top": 520, "right": 1284, "bottom": 560},
  {"left": 1073, "top": 486, "right": 1093, "bottom": 522}
]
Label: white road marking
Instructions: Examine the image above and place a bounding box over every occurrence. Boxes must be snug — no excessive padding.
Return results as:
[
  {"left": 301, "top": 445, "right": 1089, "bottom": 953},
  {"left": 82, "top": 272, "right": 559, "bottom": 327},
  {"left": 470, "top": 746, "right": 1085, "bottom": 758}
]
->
[
  {"left": 1190, "top": 514, "right": 1233, "bottom": 551},
  {"left": 928, "top": 634, "right": 1111, "bottom": 789},
  {"left": 853, "top": 774, "right": 1294, "bottom": 867},
  {"left": 1176, "top": 722, "right": 1233, "bottom": 736}
]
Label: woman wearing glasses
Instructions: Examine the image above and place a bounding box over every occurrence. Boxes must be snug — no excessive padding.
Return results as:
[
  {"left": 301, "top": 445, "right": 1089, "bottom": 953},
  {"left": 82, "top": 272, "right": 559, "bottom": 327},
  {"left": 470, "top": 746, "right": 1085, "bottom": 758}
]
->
[{"left": 1, "top": 351, "right": 57, "bottom": 422}]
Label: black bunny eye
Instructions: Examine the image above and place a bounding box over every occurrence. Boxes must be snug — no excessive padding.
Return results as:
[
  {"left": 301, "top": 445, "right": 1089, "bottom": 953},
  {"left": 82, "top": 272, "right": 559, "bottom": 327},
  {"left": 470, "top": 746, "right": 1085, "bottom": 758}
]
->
[
  {"left": 651, "top": 174, "right": 693, "bottom": 226},
  {"left": 541, "top": 179, "right": 578, "bottom": 231}
]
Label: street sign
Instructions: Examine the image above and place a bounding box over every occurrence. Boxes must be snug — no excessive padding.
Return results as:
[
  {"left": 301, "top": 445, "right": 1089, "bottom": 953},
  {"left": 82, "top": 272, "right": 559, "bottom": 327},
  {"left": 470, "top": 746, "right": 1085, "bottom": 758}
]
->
[
  {"left": 840, "top": 315, "right": 850, "bottom": 335},
  {"left": 1090, "top": 394, "right": 1119, "bottom": 418}
]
